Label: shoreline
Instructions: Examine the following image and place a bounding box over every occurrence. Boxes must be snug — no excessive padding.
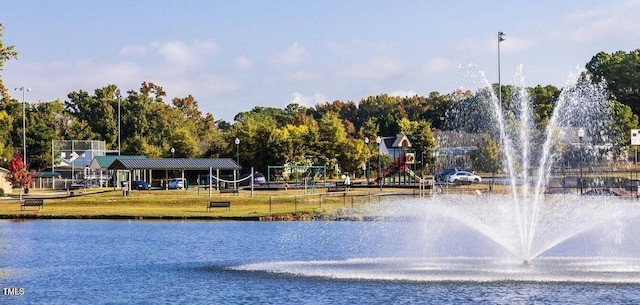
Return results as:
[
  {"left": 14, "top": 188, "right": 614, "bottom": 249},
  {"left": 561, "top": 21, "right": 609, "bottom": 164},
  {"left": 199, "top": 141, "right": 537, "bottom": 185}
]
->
[{"left": 0, "top": 186, "right": 483, "bottom": 221}]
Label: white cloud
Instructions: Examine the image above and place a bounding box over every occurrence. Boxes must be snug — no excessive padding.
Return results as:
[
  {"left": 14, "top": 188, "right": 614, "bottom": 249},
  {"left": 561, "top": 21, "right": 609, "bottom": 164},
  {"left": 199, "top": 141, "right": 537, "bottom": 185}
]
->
[
  {"left": 554, "top": 0, "right": 640, "bottom": 43},
  {"left": 118, "top": 45, "right": 147, "bottom": 57},
  {"left": 423, "top": 57, "right": 455, "bottom": 74},
  {"left": 273, "top": 42, "right": 308, "bottom": 65},
  {"left": 197, "top": 74, "right": 244, "bottom": 94},
  {"left": 235, "top": 56, "right": 252, "bottom": 69},
  {"left": 193, "top": 40, "right": 219, "bottom": 55},
  {"left": 101, "top": 62, "right": 141, "bottom": 83},
  {"left": 152, "top": 40, "right": 200, "bottom": 68},
  {"left": 325, "top": 42, "right": 349, "bottom": 56},
  {"left": 4, "top": 39, "right": 240, "bottom": 108},
  {"left": 389, "top": 90, "right": 418, "bottom": 98},
  {"left": 290, "top": 92, "right": 329, "bottom": 107}
]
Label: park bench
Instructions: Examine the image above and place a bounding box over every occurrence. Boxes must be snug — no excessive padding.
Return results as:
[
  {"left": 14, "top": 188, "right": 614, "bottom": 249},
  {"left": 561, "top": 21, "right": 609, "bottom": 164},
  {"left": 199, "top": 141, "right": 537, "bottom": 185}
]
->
[
  {"left": 21, "top": 199, "right": 44, "bottom": 211},
  {"left": 207, "top": 201, "right": 231, "bottom": 212},
  {"left": 327, "top": 182, "right": 347, "bottom": 192}
]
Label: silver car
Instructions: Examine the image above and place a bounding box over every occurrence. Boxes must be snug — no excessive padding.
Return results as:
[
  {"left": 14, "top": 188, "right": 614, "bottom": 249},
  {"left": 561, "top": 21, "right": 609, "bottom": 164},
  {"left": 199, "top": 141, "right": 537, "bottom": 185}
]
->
[
  {"left": 168, "top": 178, "right": 185, "bottom": 189},
  {"left": 446, "top": 171, "right": 481, "bottom": 184}
]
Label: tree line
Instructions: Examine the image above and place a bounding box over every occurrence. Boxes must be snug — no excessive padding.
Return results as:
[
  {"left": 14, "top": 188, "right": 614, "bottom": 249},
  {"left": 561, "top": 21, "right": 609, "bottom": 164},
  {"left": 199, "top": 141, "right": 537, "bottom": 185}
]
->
[{"left": 1, "top": 24, "right": 639, "bottom": 177}]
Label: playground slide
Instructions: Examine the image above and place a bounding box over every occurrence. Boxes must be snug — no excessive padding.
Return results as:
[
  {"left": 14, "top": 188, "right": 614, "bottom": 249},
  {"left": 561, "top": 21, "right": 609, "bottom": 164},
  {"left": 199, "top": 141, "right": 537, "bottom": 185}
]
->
[
  {"left": 373, "top": 157, "right": 409, "bottom": 184},
  {"left": 405, "top": 168, "right": 427, "bottom": 183}
]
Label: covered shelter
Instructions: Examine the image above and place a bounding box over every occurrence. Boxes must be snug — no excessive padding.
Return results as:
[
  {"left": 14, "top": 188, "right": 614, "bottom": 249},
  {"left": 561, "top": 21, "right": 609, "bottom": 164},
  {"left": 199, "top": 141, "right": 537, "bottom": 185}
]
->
[
  {"left": 89, "top": 155, "right": 147, "bottom": 187},
  {"left": 107, "top": 158, "right": 241, "bottom": 190}
]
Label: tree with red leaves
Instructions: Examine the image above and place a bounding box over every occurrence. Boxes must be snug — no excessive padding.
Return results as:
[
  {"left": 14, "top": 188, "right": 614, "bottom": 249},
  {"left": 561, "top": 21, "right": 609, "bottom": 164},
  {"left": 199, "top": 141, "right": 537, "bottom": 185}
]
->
[{"left": 5, "top": 153, "right": 34, "bottom": 200}]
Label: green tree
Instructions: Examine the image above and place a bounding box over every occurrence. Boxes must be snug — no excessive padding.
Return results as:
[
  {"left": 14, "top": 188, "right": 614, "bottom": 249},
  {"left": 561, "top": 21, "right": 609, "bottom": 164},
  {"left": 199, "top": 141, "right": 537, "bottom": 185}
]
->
[
  {"left": 284, "top": 103, "right": 311, "bottom": 126},
  {"left": 119, "top": 83, "right": 200, "bottom": 157},
  {"left": 529, "top": 85, "right": 560, "bottom": 129},
  {"left": 359, "top": 118, "right": 380, "bottom": 142},
  {"left": 358, "top": 94, "right": 405, "bottom": 136},
  {"left": 169, "top": 128, "right": 198, "bottom": 158},
  {"left": 26, "top": 120, "right": 58, "bottom": 170},
  {"left": 316, "top": 112, "right": 349, "bottom": 175},
  {"left": 447, "top": 88, "right": 497, "bottom": 134},
  {"left": 64, "top": 119, "right": 99, "bottom": 141},
  {"left": 0, "top": 24, "right": 18, "bottom": 106},
  {"left": 233, "top": 110, "right": 279, "bottom": 172},
  {"left": 429, "top": 91, "right": 463, "bottom": 130},
  {"left": 586, "top": 50, "right": 640, "bottom": 116},
  {"left": 270, "top": 124, "right": 312, "bottom": 166},
  {"left": 398, "top": 119, "right": 437, "bottom": 174},
  {"left": 0, "top": 109, "right": 14, "bottom": 163},
  {"left": 28, "top": 100, "right": 69, "bottom": 170},
  {"left": 606, "top": 100, "right": 639, "bottom": 158},
  {"left": 471, "top": 134, "right": 502, "bottom": 181},
  {"left": 65, "top": 86, "right": 119, "bottom": 148}
]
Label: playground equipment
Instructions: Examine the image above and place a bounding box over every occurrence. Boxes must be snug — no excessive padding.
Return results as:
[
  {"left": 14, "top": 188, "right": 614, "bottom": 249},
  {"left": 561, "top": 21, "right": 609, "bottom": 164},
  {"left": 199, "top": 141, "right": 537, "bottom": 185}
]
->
[
  {"left": 372, "top": 153, "right": 425, "bottom": 187},
  {"left": 267, "top": 165, "right": 327, "bottom": 188}
]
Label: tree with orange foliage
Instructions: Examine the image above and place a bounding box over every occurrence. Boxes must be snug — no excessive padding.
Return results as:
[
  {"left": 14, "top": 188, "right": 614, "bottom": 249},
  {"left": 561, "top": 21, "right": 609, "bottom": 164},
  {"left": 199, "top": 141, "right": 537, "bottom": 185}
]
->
[{"left": 5, "top": 153, "right": 33, "bottom": 200}]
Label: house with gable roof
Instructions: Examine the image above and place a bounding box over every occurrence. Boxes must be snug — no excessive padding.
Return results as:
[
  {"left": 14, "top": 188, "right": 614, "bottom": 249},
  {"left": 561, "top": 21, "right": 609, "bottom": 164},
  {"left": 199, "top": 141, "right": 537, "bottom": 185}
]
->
[{"left": 378, "top": 134, "right": 412, "bottom": 157}]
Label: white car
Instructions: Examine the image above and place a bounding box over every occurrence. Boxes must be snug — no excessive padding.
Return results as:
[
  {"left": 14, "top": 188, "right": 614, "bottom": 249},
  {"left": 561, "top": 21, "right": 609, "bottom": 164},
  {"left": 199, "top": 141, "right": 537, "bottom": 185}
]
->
[
  {"left": 168, "top": 178, "right": 186, "bottom": 189},
  {"left": 446, "top": 171, "right": 481, "bottom": 184}
]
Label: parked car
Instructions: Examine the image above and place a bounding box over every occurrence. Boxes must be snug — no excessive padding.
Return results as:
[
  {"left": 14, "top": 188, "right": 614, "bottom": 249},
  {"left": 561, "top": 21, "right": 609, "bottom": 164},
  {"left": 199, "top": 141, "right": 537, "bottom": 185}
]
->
[
  {"left": 446, "top": 171, "right": 482, "bottom": 184},
  {"left": 168, "top": 178, "right": 186, "bottom": 189},
  {"left": 131, "top": 180, "right": 151, "bottom": 190},
  {"left": 239, "top": 172, "right": 267, "bottom": 186},
  {"left": 436, "top": 167, "right": 463, "bottom": 182}
]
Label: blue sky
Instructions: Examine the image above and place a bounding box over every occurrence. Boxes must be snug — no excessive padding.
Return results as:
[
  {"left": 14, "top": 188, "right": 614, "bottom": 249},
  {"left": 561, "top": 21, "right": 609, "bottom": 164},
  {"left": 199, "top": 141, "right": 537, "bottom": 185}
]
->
[{"left": 2, "top": 0, "right": 639, "bottom": 122}]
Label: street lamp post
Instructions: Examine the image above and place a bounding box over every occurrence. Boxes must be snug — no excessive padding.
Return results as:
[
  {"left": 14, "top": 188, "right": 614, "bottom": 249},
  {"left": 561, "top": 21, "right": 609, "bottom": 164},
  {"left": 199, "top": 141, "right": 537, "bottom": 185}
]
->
[
  {"left": 497, "top": 31, "right": 506, "bottom": 190},
  {"left": 234, "top": 138, "right": 240, "bottom": 191},
  {"left": 498, "top": 32, "right": 505, "bottom": 114},
  {"left": 234, "top": 138, "right": 240, "bottom": 165},
  {"left": 170, "top": 147, "right": 175, "bottom": 158},
  {"left": 82, "top": 153, "right": 86, "bottom": 191},
  {"left": 15, "top": 87, "right": 31, "bottom": 164},
  {"left": 364, "top": 137, "right": 370, "bottom": 182},
  {"left": 118, "top": 96, "right": 121, "bottom": 156},
  {"left": 578, "top": 128, "right": 585, "bottom": 195},
  {"left": 376, "top": 136, "right": 382, "bottom": 190}
]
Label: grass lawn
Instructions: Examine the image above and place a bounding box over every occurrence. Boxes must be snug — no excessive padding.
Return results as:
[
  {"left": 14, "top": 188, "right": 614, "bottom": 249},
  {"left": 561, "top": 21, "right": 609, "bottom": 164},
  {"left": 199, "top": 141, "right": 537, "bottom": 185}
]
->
[{"left": 0, "top": 187, "right": 427, "bottom": 220}]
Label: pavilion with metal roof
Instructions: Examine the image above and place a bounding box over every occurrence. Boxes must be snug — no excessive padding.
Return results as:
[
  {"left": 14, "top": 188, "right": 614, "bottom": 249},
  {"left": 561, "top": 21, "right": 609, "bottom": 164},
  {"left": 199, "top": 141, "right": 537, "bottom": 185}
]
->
[
  {"left": 86, "top": 155, "right": 147, "bottom": 187},
  {"left": 107, "top": 158, "right": 242, "bottom": 190},
  {"left": 108, "top": 158, "right": 240, "bottom": 171},
  {"left": 90, "top": 155, "right": 147, "bottom": 170}
]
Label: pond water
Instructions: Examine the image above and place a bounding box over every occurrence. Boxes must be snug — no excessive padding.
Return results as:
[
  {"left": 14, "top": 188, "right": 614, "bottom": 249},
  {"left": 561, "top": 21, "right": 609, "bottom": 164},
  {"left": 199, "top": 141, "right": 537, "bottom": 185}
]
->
[{"left": 1, "top": 217, "right": 639, "bottom": 304}]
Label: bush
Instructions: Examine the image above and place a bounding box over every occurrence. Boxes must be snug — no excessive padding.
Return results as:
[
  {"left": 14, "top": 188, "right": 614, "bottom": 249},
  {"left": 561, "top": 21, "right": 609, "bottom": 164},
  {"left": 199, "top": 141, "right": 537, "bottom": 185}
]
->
[{"left": 0, "top": 188, "right": 4, "bottom": 197}]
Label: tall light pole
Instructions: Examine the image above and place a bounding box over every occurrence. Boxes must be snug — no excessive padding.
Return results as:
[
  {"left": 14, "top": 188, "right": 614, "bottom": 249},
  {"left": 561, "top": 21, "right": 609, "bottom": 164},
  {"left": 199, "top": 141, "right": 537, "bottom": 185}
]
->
[
  {"left": 376, "top": 136, "right": 382, "bottom": 190},
  {"left": 364, "top": 137, "right": 370, "bottom": 182},
  {"left": 15, "top": 87, "right": 31, "bottom": 164},
  {"left": 170, "top": 147, "right": 175, "bottom": 158},
  {"left": 497, "top": 31, "right": 506, "bottom": 189},
  {"left": 235, "top": 138, "right": 240, "bottom": 165},
  {"left": 82, "top": 153, "right": 86, "bottom": 191},
  {"left": 578, "top": 128, "right": 584, "bottom": 195},
  {"left": 498, "top": 31, "right": 505, "bottom": 113},
  {"left": 234, "top": 138, "right": 240, "bottom": 191},
  {"left": 118, "top": 96, "right": 121, "bottom": 156}
]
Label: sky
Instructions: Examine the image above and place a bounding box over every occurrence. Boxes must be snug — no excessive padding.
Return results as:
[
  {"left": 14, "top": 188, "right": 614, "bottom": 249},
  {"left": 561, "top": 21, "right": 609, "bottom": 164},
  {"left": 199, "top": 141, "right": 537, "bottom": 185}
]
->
[{"left": 2, "top": 0, "right": 639, "bottom": 122}]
